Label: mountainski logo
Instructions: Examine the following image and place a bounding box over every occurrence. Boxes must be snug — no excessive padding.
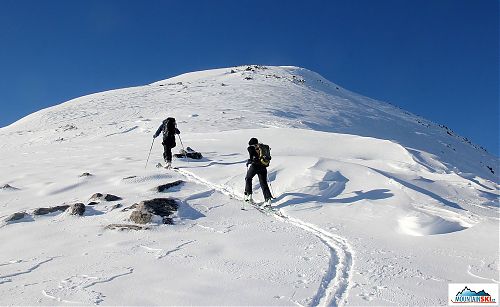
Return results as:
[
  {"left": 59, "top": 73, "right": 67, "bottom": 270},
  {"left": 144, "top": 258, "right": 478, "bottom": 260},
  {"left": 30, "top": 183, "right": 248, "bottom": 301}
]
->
[{"left": 449, "top": 284, "right": 498, "bottom": 305}]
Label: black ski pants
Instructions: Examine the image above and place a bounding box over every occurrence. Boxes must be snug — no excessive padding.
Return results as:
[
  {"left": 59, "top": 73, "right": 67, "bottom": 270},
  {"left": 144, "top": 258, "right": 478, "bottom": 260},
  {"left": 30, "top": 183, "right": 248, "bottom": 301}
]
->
[
  {"left": 245, "top": 164, "right": 272, "bottom": 200},
  {"left": 162, "top": 144, "right": 173, "bottom": 162}
]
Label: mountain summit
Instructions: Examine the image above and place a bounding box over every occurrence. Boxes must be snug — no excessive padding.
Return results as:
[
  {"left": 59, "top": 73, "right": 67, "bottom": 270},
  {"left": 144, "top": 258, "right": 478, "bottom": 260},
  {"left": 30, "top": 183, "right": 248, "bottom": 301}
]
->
[
  {"left": 4, "top": 65, "right": 497, "bottom": 180},
  {"left": 0, "top": 65, "right": 498, "bottom": 305}
]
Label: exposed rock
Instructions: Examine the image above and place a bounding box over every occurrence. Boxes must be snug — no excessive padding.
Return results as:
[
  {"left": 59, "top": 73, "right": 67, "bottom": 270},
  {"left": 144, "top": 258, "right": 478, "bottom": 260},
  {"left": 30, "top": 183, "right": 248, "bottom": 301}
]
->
[
  {"left": 105, "top": 224, "right": 149, "bottom": 231},
  {"left": 33, "top": 205, "right": 69, "bottom": 215},
  {"left": 79, "top": 172, "right": 92, "bottom": 177},
  {"left": 155, "top": 180, "right": 184, "bottom": 192},
  {"left": 174, "top": 147, "right": 203, "bottom": 159},
  {"left": 129, "top": 198, "right": 178, "bottom": 224},
  {"left": 87, "top": 201, "right": 99, "bottom": 206},
  {"left": 90, "top": 193, "right": 122, "bottom": 202},
  {"left": 5, "top": 212, "right": 27, "bottom": 222},
  {"left": 163, "top": 217, "right": 174, "bottom": 225},
  {"left": 1, "top": 184, "right": 19, "bottom": 190},
  {"left": 138, "top": 198, "right": 178, "bottom": 215},
  {"left": 122, "top": 176, "right": 137, "bottom": 180},
  {"left": 90, "top": 193, "right": 104, "bottom": 200},
  {"left": 130, "top": 210, "right": 153, "bottom": 224},
  {"left": 111, "top": 203, "right": 122, "bottom": 210},
  {"left": 68, "top": 203, "right": 85, "bottom": 216},
  {"left": 104, "top": 194, "right": 121, "bottom": 201}
]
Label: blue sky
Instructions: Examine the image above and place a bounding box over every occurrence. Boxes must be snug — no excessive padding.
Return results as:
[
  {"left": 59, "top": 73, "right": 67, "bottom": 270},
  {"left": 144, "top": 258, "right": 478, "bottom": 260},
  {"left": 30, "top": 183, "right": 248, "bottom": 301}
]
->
[{"left": 1, "top": 0, "right": 498, "bottom": 155}]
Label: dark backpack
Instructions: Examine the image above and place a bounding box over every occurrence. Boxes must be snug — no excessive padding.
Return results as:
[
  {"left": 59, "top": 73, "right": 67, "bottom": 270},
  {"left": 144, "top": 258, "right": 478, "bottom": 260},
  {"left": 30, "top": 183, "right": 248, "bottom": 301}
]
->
[
  {"left": 163, "top": 117, "right": 176, "bottom": 136},
  {"left": 256, "top": 143, "right": 271, "bottom": 167}
]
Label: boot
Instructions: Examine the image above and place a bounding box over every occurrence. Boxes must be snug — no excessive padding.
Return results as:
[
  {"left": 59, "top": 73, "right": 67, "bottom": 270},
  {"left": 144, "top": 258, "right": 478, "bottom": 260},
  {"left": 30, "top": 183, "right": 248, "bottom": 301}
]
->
[{"left": 244, "top": 193, "right": 253, "bottom": 203}]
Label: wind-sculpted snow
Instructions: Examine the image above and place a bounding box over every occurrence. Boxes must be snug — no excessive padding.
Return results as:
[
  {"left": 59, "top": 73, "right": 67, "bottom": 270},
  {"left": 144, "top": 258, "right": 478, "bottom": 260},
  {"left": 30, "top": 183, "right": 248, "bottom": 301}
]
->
[
  {"left": 2, "top": 65, "right": 497, "bottom": 181},
  {"left": 173, "top": 165, "right": 354, "bottom": 306},
  {"left": 0, "top": 65, "right": 498, "bottom": 305}
]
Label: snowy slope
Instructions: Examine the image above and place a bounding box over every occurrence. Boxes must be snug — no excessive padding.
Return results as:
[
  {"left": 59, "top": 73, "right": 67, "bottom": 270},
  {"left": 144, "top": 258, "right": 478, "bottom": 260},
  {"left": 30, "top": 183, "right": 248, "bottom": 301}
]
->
[{"left": 0, "top": 65, "right": 498, "bottom": 306}]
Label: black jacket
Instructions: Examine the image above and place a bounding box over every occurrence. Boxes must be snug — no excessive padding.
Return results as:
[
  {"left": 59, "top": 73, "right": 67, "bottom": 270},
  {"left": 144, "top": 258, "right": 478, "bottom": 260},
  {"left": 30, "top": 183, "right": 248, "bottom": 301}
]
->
[
  {"left": 154, "top": 123, "right": 180, "bottom": 148},
  {"left": 247, "top": 145, "right": 263, "bottom": 167}
]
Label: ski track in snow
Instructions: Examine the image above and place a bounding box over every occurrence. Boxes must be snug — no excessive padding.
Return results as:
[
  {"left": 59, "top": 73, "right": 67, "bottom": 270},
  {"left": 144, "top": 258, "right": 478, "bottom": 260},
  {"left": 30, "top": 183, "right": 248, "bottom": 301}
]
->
[
  {"left": 174, "top": 167, "right": 354, "bottom": 306},
  {"left": 0, "top": 257, "right": 57, "bottom": 285},
  {"left": 467, "top": 265, "right": 500, "bottom": 284},
  {"left": 41, "top": 268, "right": 134, "bottom": 305}
]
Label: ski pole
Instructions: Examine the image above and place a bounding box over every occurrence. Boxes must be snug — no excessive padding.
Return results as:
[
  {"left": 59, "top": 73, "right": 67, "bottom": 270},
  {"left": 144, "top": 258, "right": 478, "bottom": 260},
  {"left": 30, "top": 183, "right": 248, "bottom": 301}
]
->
[
  {"left": 177, "top": 134, "right": 188, "bottom": 159},
  {"left": 176, "top": 134, "right": 190, "bottom": 166},
  {"left": 267, "top": 172, "right": 275, "bottom": 198},
  {"left": 145, "top": 138, "right": 155, "bottom": 169}
]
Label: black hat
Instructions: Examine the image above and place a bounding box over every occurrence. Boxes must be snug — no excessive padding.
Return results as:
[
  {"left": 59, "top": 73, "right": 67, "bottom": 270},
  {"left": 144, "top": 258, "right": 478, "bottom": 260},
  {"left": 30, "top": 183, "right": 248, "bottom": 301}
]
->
[{"left": 248, "top": 138, "right": 258, "bottom": 145}]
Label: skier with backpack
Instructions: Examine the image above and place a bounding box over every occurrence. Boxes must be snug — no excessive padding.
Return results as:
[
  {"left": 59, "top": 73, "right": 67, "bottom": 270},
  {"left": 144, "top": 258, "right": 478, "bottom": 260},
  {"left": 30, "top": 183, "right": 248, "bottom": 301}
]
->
[
  {"left": 153, "top": 117, "right": 180, "bottom": 169},
  {"left": 244, "top": 137, "right": 273, "bottom": 207}
]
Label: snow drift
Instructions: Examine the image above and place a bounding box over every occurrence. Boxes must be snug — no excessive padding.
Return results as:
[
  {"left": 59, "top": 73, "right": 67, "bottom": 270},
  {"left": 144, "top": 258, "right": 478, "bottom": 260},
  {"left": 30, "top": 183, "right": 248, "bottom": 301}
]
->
[{"left": 0, "top": 65, "right": 498, "bottom": 306}]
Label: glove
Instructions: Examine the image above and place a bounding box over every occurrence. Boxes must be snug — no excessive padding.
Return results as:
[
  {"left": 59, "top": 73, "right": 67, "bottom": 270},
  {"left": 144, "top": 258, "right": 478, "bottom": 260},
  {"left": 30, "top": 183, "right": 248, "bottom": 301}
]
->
[
  {"left": 153, "top": 134, "right": 156, "bottom": 139},
  {"left": 246, "top": 160, "right": 251, "bottom": 167}
]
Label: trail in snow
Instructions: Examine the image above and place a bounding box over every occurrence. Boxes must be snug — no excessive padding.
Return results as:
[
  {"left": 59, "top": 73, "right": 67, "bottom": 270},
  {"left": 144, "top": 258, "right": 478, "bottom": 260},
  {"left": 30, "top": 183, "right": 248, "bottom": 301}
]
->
[
  {"left": 0, "top": 257, "right": 57, "bottom": 285},
  {"left": 173, "top": 167, "right": 354, "bottom": 306}
]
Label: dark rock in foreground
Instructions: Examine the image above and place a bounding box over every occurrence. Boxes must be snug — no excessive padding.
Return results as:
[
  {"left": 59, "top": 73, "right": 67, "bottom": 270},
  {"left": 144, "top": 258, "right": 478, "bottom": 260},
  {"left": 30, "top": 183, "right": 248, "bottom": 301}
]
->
[
  {"left": 5, "top": 212, "right": 27, "bottom": 222},
  {"left": 111, "top": 203, "right": 122, "bottom": 210},
  {"left": 33, "top": 205, "right": 70, "bottom": 215},
  {"left": 33, "top": 203, "right": 85, "bottom": 216},
  {"left": 156, "top": 180, "right": 184, "bottom": 192},
  {"left": 174, "top": 147, "right": 203, "bottom": 159},
  {"left": 130, "top": 210, "right": 153, "bottom": 224},
  {"left": 1, "top": 184, "right": 19, "bottom": 190},
  {"left": 68, "top": 203, "right": 86, "bottom": 216},
  {"left": 90, "top": 193, "right": 122, "bottom": 202},
  {"left": 130, "top": 198, "right": 179, "bottom": 224}
]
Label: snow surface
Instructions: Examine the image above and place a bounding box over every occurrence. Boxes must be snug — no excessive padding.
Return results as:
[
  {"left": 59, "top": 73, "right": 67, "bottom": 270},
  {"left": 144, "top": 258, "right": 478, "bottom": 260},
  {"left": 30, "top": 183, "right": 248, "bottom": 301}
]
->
[{"left": 0, "top": 65, "right": 498, "bottom": 306}]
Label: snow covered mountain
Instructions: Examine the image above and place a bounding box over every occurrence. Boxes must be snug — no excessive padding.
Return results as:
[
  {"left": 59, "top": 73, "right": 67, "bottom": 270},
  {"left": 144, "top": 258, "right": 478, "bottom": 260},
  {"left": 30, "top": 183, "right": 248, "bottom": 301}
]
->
[{"left": 0, "top": 65, "right": 498, "bottom": 306}]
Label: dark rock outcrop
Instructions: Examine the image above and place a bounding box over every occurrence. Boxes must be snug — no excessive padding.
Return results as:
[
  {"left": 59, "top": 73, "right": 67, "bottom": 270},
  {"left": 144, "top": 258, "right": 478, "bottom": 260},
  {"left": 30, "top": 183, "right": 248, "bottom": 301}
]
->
[
  {"left": 174, "top": 152, "right": 203, "bottom": 159},
  {"left": 111, "top": 203, "right": 122, "bottom": 210},
  {"left": 79, "top": 172, "right": 92, "bottom": 177},
  {"left": 68, "top": 203, "right": 85, "bottom": 216},
  {"left": 33, "top": 205, "right": 70, "bottom": 215},
  {"left": 129, "top": 198, "right": 178, "bottom": 224},
  {"left": 155, "top": 180, "right": 184, "bottom": 192},
  {"left": 90, "top": 193, "right": 122, "bottom": 202},
  {"left": 174, "top": 147, "right": 203, "bottom": 159},
  {"left": 5, "top": 212, "right": 27, "bottom": 222},
  {"left": 1, "top": 184, "right": 19, "bottom": 190},
  {"left": 130, "top": 210, "right": 153, "bottom": 224}
]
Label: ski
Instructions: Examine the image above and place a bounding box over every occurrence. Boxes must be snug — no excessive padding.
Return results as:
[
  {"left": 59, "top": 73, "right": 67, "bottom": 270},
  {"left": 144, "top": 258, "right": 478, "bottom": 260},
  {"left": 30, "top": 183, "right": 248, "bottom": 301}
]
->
[
  {"left": 154, "top": 163, "right": 284, "bottom": 218},
  {"left": 243, "top": 200, "right": 284, "bottom": 217},
  {"left": 155, "top": 162, "right": 177, "bottom": 170}
]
